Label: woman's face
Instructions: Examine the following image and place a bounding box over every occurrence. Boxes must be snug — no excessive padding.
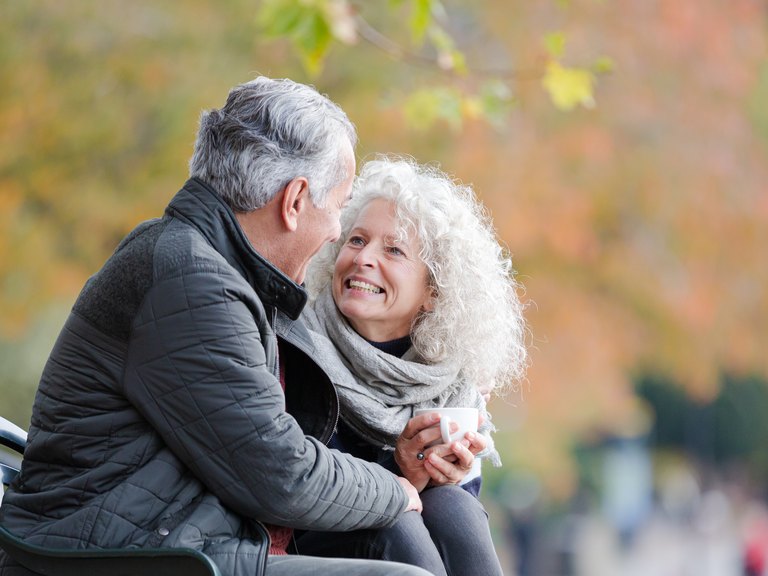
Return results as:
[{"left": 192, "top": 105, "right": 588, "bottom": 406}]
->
[{"left": 333, "top": 198, "right": 433, "bottom": 342}]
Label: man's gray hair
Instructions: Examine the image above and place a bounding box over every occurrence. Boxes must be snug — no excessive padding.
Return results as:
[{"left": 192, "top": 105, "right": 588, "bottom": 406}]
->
[{"left": 189, "top": 77, "right": 357, "bottom": 211}]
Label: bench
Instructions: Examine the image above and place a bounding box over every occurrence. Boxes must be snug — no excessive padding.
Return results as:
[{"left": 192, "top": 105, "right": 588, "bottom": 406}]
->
[{"left": 0, "top": 417, "right": 221, "bottom": 576}]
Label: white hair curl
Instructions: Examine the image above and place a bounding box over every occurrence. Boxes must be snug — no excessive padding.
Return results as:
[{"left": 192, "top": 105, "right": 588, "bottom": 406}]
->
[{"left": 307, "top": 156, "right": 528, "bottom": 394}]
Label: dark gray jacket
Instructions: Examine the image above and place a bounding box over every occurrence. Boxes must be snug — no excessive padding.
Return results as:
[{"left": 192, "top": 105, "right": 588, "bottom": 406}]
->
[{"left": 0, "top": 178, "right": 407, "bottom": 576}]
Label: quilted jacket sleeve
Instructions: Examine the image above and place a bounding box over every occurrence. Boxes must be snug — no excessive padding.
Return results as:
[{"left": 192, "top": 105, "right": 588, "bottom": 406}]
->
[{"left": 123, "top": 262, "right": 408, "bottom": 531}]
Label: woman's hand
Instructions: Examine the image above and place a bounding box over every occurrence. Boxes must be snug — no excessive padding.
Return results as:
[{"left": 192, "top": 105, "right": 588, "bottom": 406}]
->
[
  {"left": 394, "top": 412, "right": 445, "bottom": 491},
  {"left": 423, "top": 430, "right": 487, "bottom": 486},
  {"left": 394, "top": 412, "right": 488, "bottom": 491}
]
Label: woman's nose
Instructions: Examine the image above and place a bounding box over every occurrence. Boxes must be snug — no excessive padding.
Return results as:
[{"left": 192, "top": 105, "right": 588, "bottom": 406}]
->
[{"left": 353, "top": 245, "right": 376, "bottom": 267}]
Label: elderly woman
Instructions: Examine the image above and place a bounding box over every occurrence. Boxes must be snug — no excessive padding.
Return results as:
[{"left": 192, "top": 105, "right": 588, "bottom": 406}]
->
[{"left": 296, "top": 157, "right": 528, "bottom": 576}]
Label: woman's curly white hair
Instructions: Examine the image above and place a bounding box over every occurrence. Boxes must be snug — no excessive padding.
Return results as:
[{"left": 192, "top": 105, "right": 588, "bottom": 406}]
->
[{"left": 307, "top": 156, "right": 528, "bottom": 394}]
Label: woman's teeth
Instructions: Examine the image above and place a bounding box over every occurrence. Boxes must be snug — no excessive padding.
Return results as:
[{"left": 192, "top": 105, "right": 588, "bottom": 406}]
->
[{"left": 349, "top": 280, "right": 382, "bottom": 294}]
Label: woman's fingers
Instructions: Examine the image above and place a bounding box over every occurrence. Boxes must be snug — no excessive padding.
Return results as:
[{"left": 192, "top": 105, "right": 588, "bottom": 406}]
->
[
  {"left": 424, "top": 454, "right": 454, "bottom": 484},
  {"left": 466, "top": 431, "right": 487, "bottom": 455},
  {"left": 423, "top": 441, "right": 475, "bottom": 485},
  {"left": 424, "top": 452, "right": 467, "bottom": 485},
  {"left": 395, "top": 414, "right": 446, "bottom": 492},
  {"left": 453, "top": 440, "right": 475, "bottom": 470},
  {"left": 400, "top": 412, "right": 440, "bottom": 440}
]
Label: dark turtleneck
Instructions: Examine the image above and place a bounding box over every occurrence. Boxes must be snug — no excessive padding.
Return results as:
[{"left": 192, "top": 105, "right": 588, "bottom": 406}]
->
[{"left": 366, "top": 335, "right": 412, "bottom": 358}]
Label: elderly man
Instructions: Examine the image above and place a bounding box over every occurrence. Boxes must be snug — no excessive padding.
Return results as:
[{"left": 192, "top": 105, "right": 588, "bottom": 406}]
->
[{"left": 0, "top": 77, "right": 426, "bottom": 576}]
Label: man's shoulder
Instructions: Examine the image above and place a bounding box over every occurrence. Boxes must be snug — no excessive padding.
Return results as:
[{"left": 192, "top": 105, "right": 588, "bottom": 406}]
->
[
  {"left": 73, "top": 217, "right": 170, "bottom": 341},
  {"left": 103, "top": 216, "right": 235, "bottom": 285},
  {"left": 152, "top": 218, "right": 237, "bottom": 279}
]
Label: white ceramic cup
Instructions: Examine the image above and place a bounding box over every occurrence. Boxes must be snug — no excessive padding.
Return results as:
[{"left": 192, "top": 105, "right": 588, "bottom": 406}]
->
[{"left": 413, "top": 407, "right": 479, "bottom": 445}]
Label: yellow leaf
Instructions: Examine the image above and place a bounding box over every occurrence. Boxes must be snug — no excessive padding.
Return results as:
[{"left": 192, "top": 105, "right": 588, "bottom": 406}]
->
[
  {"left": 543, "top": 31, "right": 566, "bottom": 58},
  {"left": 461, "top": 96, "right": 483, "bottom": 119},
  {"left": 542, "top": 60, "right": 596, "bottom": 111}
]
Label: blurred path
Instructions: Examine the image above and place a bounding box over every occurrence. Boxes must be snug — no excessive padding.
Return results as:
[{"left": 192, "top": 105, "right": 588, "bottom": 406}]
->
[{"left": 576, "top": 503, "right": 741, "bottom": 576}]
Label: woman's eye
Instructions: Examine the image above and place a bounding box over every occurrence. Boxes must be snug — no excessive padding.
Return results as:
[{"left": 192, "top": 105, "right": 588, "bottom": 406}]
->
[
  {"left": 348, "top": 236, "right": 365, "bottom": 246},
  {"left": 387, "top": 246, "right": 405, "bottom": 256}
]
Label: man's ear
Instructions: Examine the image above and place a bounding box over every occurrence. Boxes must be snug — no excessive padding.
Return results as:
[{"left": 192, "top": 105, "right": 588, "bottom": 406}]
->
[{"left": 280, "top": 176, "right": 310, "bottom": 232}]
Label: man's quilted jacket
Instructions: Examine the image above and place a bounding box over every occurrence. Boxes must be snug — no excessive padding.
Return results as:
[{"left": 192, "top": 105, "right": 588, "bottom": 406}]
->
[{"left": 0, "top": 178, "right": 408, "bottom": 576}]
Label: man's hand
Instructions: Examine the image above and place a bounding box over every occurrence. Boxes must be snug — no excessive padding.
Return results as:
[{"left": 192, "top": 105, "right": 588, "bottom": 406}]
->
[{"left": 396, "top": 476, "right": 423, "bottom": 513}]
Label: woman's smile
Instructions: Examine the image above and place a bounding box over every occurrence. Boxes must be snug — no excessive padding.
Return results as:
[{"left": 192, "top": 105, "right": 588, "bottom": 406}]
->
[{"left": 346, "top": 278, "right": 383, "bottom": 295}]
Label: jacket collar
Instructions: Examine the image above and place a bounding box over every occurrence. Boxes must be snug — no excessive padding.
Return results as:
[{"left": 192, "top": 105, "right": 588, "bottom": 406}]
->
[{"left": 165, "top": 177, "right": 308, "bottom": 320}]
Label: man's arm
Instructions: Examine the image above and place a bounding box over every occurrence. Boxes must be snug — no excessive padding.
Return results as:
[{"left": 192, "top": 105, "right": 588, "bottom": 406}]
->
[{"left": 123, "top": 266, "right": 408, "bottom": 530}]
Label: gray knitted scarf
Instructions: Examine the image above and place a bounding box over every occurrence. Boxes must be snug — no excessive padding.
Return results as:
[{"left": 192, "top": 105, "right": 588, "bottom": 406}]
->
[{"left": 303, "top": 287, "right": 501, "bottom": 466}]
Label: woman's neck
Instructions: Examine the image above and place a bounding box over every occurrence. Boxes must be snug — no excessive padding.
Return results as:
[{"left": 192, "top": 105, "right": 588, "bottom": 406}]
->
[{"left": 366, "top": 335, "right": 412, "bottom": 358}]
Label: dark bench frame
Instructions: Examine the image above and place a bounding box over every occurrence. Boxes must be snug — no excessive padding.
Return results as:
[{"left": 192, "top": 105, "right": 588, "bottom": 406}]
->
[{"left": 0, "top": 417, "right": 220, "bottom": 576}]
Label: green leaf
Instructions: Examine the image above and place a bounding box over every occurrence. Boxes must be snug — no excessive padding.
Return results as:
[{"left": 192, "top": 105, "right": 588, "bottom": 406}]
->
[
  {"left": 542, "top": 60, "right": 595, "bottom": 111},
  {"left": 747, "top": 60, "right": 768, "bottom": 143},
  {"left": 410, "top": 0, "right": 434, "bottom": 45},
  {"left": 592, "top": 55, "right": 615, "bottom": 74},
  {"left": 478, "top": 80, "right": 515, "bottom": 126},
  {"left": 448, "top": 48, "right": 467, "bottom": 74},
  {"left": 257, "top": 0, "right": 305, "bottom": 37},
  {"left": 296, "top": 11, "right": 334, "bottom": 76},
  {"left": 543, "top": 31, "right": 566, "bottom": 59},
  {"left": 403, "top": 87, "right": 463, "bottom": 130},
  {"left": 428, "top": 24, "right": 453, "bottom": 52},
  {"left": 256, "top": 0, "right": 334, "bottom": 76}
]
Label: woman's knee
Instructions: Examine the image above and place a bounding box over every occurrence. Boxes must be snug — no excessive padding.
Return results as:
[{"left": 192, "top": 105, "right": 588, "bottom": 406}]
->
[
  {"left": 374, "top": 510, "right": 434, "bottom": 552},
  {"left": 420, "top": 485, "right": 489, "bottom": 533},
  {"left": 372, "top": 511, "right": 446, "bottom": 574}
]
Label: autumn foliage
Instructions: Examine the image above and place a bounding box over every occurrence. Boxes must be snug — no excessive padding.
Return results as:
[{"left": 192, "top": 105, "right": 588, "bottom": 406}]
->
[{"left": 1, "top": 0, "right": 767, "bottom": 498}]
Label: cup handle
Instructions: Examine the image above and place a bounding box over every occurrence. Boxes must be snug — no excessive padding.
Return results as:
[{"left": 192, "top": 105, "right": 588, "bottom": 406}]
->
[{"left": 440, "top": 415, "right": 453, "bottom": 444}]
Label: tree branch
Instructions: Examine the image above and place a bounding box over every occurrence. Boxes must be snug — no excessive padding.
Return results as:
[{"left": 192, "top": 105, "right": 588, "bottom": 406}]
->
[{"left": 353, "top": 13, "right": 542, "bottom": 81}]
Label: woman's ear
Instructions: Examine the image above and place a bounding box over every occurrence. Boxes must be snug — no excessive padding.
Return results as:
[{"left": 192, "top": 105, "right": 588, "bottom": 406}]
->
[
  {"left": 421, "top": 288, "right": 436, "bottom": 312},
  {"left": 280, "top": 176, "right": 310, "bottom": 232}
]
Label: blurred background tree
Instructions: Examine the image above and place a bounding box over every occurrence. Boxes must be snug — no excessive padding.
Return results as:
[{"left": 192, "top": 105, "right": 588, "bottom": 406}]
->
[{"left": 2, "top": 0, "right": 767, "bottom": 521}]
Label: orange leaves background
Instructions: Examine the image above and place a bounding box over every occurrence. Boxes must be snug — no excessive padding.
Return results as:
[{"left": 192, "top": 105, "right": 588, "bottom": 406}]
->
[{"left": 1, "top": 0, "right": 767, "bottom": 499}]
